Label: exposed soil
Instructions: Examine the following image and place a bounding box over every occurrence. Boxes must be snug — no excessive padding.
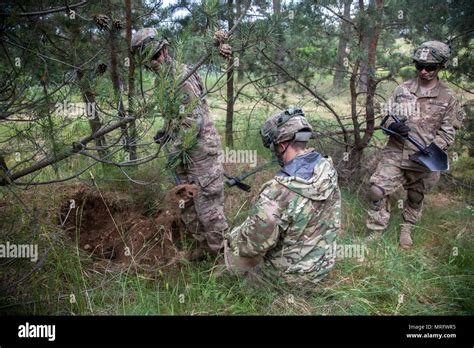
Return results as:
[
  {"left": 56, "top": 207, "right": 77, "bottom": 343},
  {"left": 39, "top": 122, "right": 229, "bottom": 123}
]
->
[{"left": 61, "top": 184, "right": 198, "bottom": 265}]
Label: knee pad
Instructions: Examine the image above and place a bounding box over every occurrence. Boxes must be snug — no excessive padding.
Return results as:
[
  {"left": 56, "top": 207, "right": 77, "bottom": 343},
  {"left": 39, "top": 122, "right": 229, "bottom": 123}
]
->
[
  {"left": 369, "top": 185, "right": 385, "bottom": 202},
  {"left": 369, "top": 185, "right": 385, "bottom": 210},
  {"left": 407, "top": 189, "right": 424, "bottom": 209}
]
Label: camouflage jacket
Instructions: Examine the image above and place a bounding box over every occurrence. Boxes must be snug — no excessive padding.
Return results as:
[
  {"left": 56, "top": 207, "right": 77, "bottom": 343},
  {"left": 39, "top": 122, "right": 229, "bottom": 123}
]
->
[
  {"left": 227, "top": 150, "right": 341, "bottom": 285},
  {"left": 157, "top": 59, "right": 222, "bottom": 162},
  {"left": 382, "top": 78, "right": 463, "bottom": 171},
  {"left": 157, "top": 59, "right": 224, "bottom": 188}
]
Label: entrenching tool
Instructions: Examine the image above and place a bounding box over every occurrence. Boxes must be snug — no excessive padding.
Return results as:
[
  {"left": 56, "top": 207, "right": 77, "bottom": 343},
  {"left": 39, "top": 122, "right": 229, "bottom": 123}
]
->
[
  {"left": 224, "top": 160, "right": 278, "bottom": 192},
  {"left": 380, "top": 114, "right": 449, "bottom": 172}
]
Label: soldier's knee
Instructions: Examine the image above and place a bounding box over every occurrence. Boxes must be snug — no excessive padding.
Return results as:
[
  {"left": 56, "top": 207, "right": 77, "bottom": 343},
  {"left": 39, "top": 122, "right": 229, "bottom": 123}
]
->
[
  {"left": 369, "top": 184, "right": 385, "bottom": 201},
  {"left": 407, "top": 189, "right": 424, "bottom": 209},
  {"left": 368, "top": 185, "right": 385, "bottom": 210}
]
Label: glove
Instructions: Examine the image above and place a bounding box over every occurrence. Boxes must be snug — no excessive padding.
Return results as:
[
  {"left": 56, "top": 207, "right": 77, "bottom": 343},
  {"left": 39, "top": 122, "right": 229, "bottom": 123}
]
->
[{"left": 388, "top": 120, "right": 410, "bottom": 137}]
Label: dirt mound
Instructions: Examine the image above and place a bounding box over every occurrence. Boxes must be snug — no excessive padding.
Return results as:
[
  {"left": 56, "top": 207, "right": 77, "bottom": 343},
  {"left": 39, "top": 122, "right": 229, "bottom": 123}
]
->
[{"left": 61, "top": 184, "right": 198, "bottom": 265}]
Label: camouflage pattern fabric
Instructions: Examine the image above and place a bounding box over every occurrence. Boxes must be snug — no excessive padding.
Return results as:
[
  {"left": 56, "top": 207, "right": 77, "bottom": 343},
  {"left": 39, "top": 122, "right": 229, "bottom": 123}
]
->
[
  {"left": 163, "top": 60, "right": 228, "bottom": 253},
  {"left": 382, "top": 78, "right": 463, "bottom": 171},
  {"left": 367, "top": 77, "right": 463, "bottom": 230},
  {"left": 367, "top": 156, "right": 441, "bottom": 230},
  {"left": 226, "top": 150, "right": 341, "bottom": 285},
  {"left": 413, "top": 41, "right": 451, "bottom": 65},
  {"left": 131, "top": 28, "right": 169, "bottom": 68}
]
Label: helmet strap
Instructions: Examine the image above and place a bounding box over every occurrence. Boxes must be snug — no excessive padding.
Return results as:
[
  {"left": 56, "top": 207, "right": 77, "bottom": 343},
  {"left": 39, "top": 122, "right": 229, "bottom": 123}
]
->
[{"left": 273, "top": 141, "right": 290, "bottom": 167}]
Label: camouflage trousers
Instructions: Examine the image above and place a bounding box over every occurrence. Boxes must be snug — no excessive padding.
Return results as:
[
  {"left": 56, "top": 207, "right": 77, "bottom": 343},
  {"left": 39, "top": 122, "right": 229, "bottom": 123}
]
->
[
  {"left": 366, "top": 158, "right": 440, "bottom": 231},
  {"left": 175, "top": 152, "right": 228, "bottom": 253},
  {"left": 224, "top": 240, "right": 336, "bottom": 286}
]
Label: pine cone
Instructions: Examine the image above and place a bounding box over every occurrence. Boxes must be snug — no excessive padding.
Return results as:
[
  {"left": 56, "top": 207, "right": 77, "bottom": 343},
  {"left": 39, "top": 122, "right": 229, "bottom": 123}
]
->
[
  {"left": 96, "top": 63, "right": 107, "bottom": 75},
  {"left": 219, "top": 43, "right": 232, "bottom": 59},
  {"left": 95, "top": 14, "right": 110, "bottom": 30},
  {"left": 113, "top": 20, "right": 124, "bottom": 31},
  {"left": 213, "top": 29, "right": 228, "bottom": 44}
]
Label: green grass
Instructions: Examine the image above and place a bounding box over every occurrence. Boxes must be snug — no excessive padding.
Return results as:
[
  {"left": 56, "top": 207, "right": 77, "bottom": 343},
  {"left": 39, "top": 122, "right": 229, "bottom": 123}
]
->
[
  {"left": 0, "top": 73, "right": 473, "bottom": 316},
  {"left": 1, "top": 179, "right": 472, "bottom": 315}
]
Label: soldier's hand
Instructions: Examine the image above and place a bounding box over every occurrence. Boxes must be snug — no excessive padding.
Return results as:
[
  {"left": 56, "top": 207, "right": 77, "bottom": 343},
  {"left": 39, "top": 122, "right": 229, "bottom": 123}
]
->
[{"left": 388, "top": 120, "right": 410, "bottom": 137}]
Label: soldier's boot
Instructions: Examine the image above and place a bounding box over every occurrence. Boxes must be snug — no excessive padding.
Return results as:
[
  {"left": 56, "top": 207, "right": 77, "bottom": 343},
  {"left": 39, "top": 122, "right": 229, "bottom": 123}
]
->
[
  {"left": 399, "top": 223, "right": 413, "bottom": 249},
  {"left": 400, "top": 190, "right": 423, "bottom": 249}
]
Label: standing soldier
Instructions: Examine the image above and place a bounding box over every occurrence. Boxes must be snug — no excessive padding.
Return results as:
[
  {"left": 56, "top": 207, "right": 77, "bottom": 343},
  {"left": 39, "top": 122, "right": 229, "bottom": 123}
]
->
[
  {"left": 225, "top": 107, "right": 341, "bottom": 285},
  {"left": 131, "top": 28, "right": 231, "bottom": 258},
  {"left": 366, "top": 41, "right": 464, "bottom": 248}
]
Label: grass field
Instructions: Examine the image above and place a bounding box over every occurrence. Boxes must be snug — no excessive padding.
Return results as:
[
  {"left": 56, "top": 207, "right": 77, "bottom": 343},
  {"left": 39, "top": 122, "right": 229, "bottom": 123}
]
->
[
  {"left": 0, "top": 74, "right": 473, "bottom": 316},
  {"left": 1, "top": 179, "right": 472, "bottom": 315}
]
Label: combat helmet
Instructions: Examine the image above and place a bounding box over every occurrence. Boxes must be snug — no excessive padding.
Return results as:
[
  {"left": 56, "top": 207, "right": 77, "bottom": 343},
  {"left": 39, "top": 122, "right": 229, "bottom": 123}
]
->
[
  {"left": 260, "top": 107, "right": 313, "bottom": 164},
  {"left": 413, "top": 40, "right": 451, "bottom": 66},
  {"left": 131, "top": 28, "right": 169, "bottom": 64}
]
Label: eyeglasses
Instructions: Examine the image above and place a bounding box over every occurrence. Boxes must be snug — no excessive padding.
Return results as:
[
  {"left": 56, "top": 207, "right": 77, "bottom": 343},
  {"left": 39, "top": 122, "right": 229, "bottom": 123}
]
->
[{"left": 415, "top": 63, "right": 439, "bottom": 72}]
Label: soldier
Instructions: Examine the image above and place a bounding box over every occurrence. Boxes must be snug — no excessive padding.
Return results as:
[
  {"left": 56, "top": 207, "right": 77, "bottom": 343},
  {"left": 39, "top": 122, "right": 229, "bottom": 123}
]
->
[
  {"left": 131, "top": 28, "right": 231, "bottom": 258},
  {"left": 366, "top": 41, "right": 464, "bottom": 248},
  {"left": 224, "top": 107, "right": 341, "bottom": 285}
]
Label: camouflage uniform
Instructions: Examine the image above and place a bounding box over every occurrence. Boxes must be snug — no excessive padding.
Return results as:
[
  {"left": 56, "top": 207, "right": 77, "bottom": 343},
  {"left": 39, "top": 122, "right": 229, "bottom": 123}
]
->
[
  {"left": 169, "top": 62, "right": 228, "bottom": 252},
  {"left": 226, "top": 108, "right": 341, "bottom": 285},
  {"left": 367, "top": 44, "right": 463, "bottom": 231},
  {"left": 131, "top": 28, "right": 227, "bottom": 253}
]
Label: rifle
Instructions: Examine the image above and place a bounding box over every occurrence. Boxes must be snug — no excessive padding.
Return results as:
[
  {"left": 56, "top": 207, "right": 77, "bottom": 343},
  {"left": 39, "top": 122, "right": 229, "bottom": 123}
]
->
[{"left": 224, "top": 160, "right": 278, "bottom": 192}]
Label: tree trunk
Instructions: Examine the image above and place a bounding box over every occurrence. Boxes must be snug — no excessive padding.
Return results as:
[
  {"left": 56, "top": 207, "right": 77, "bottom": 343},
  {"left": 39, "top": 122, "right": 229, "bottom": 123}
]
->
[
  {"left": 273, "top": 0, "right": 285, "bottom": 82},
  {"left": 357, "top": 0, "right": 374, "bottom": 94},
  {"left": 360, "top": 0, "right": 382, "bottom": 148},
  {"left": 107, "top": 1, "right": 130, "bottom": 159},
  {"left": 357, "top": 36, "right": 370, "bottom": 93},
  {"left": 236, "top": 0, "right": 245, "bottom": 82},
  {"left": 81, "top": 90, "right": 108, "bottom": 158},
  {"left": 0, "top": 153, "right": 10, "bottom": 184},
  {"left": 40, "top": 75, "right": 60, "bottom": 177},
  {"left": 333, "top": 0, "right": 352, "bottom": 90},
  {"left": 125, "top": 0, "right": 137, "bottom": 160},
  {"left": 344, "top": 0, "right": 383, "bottom": 177},
  {"left": 225, "top": 0, "right": 235, "bottom": 147},
  {"left": 69, "top": 17, "right": 107, "bottom": 158}
]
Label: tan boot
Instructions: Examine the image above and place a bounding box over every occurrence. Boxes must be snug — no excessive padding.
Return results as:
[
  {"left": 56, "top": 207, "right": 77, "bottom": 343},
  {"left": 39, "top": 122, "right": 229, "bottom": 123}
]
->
[{"left": 399, "top": 223, "right": 413, "bottom": 249}]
